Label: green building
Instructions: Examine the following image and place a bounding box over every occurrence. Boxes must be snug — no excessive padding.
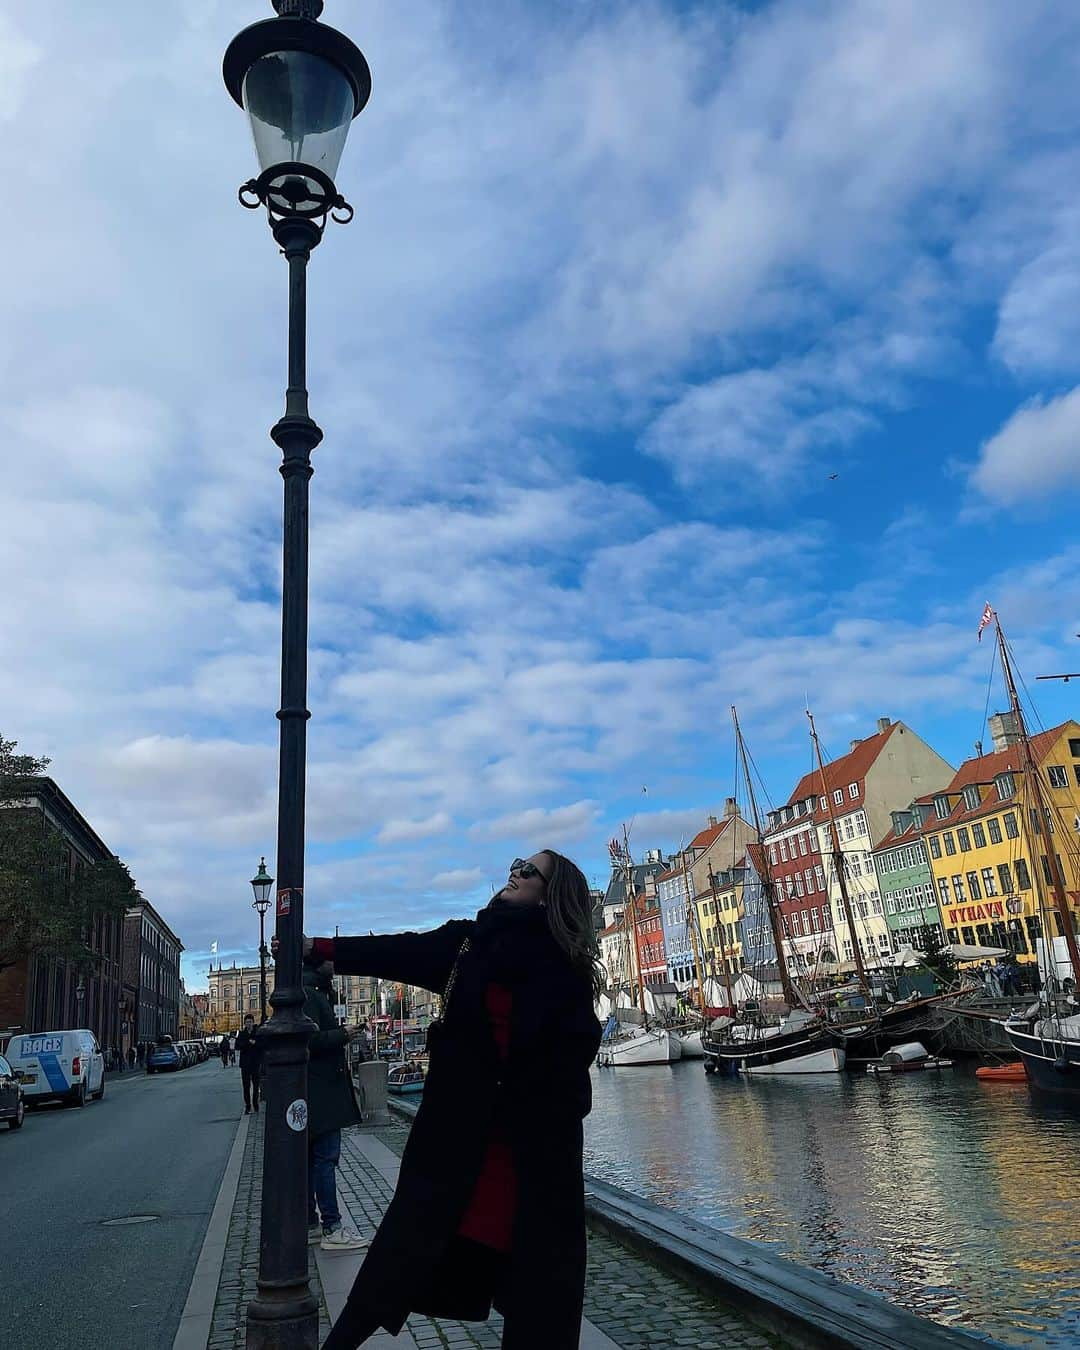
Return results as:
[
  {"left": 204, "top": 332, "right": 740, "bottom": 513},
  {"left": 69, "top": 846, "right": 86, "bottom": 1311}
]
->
[{"left": 871, "top": 802, "right": 943, "bottom": 952}]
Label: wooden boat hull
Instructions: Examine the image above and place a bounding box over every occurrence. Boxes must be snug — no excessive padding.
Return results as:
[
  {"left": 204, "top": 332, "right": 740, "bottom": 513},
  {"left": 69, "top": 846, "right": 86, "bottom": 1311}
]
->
[
  {"left": 837, "top": 994, "right": 952, "bottom": 1059},
  {"left": 672, "top": 1029, "right": 706, "bottom": 1059},
  {"left": 1003, "top": 1024, "right": 1080, "bottom": 1096},
  {"left": 704, "top": 1025, "right": 845, "bottom": 1075},
  {"left": 598, "top": 1027, "right": 681, "bottom": 1067},
  {"left": 387, "top": 1081, "right": 424, "bottom": 1094}
]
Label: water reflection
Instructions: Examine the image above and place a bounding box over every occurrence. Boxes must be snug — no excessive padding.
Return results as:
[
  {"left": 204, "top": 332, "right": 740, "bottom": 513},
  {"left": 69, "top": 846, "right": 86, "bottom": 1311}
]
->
[{"left": 584, "top": 1062, "right": 1080, "bottom": 1346}]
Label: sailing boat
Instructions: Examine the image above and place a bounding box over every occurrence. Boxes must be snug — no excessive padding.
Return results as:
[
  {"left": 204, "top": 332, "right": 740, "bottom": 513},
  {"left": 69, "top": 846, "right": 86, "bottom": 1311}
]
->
[
  {"left": 985, "top": 615, "right": 1080, "bottom": 1095},
  {"left": 702, "top": 709, "right": 845, "bottom": 1075},
  {"left": 805, "top": 712, "right": 957, "bottom": 1060},
  {"left": 597, "top": 832, "right": 681, "bottom": 1066}
]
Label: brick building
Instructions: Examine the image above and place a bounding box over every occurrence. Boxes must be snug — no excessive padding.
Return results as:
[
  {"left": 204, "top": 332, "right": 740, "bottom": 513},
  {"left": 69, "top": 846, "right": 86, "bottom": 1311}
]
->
[
  {"left": 124, "top": 901, "right": 183, "bottom": 1046},
  {"left": 0, "top": 778, "right": 127, "bottom": 1052}
]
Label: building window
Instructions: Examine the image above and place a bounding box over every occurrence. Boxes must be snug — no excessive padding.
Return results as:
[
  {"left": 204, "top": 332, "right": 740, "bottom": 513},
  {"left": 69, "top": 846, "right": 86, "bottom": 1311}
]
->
[
  {"left": 1004, "top": 812, "right": 1019, "bottom": 839},
  {"left": 798, "top": 833, "right": 808, "bottom": 856},
  {"left": 938, "top": 877, "right": 949, "bottom": 907},
  {"left": 811, "top": 907, "right": 820, "bottom": 932},
  {"left": 848, "top": 783, "right": 858, "bottom": 799},
  {"left": 1048, "top": 765, "right": 1068, "bottom": 789},
  {"left": 833, "top": 789, "right": 843, "bottom": 806},
  {"left": 929, "top": 835, "right": 941, "bottom": 859},
  {"left": 996, "top": 773, "right": 1015, "bottom": 801},
  {"left": 952, "top": 875, "right": 965, "bottom": 903},
  {"left": 819, "top": 795, "right": 827, "bottom": 811},
  {"left": 998, "top": 862, "right": 1015, "bottom": 894},
  {"left": 791, "top": 912, "right": 801, "bottom": 936},
  {"left": 971, "top": 822, "right": 986, "bottom": 849},
  {"left": 963, "top": 785, "right": 980, "bottom": 811},
  {"left": 967, "top": 871, "right": 981, "bottom": 901},
  {"left": 885, "top": 894, "right": 897, "bottom": 915},
  {"left": 943, "top": 833, "right": 956, "bottom": 856},
  {"left": 934, "top": 796, "right": 950, "bottom": 820},
  {"left": 957, "top": 827, "right": 971, "bottom": 852},
  {"left": 1041, "top": 855, "right": 1054, "bottom": 887},
  {"left": 982, "top": 867, "right": 997, "bottom": 896},
  {"left": 1030, "top": 807, "right": 1042, "bottom": 836}
]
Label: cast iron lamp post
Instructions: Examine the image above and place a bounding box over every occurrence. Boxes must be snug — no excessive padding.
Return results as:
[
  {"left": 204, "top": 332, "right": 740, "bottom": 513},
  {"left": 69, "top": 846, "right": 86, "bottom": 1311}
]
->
[
  {"left": 251, "top": 857, "right": 274, "bottom": 1023},
  {"left": 223, "top": 4, "right": 370, "bottom": 1347}
]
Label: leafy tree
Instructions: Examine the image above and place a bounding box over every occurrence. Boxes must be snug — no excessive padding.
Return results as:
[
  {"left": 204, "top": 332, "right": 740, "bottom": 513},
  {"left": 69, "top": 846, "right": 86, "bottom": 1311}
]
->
[
  {"left": 918, "top": 924, "right": 957, "bottom": 987},
  {"left": 0, "top": 734, "right": 141, "bottom": 973}
]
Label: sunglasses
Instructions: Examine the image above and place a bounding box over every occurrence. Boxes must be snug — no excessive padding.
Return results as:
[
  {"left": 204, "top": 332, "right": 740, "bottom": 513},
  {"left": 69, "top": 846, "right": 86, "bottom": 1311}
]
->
[{"left": 509, "top": 858, "right": 547, "bottom": 882}]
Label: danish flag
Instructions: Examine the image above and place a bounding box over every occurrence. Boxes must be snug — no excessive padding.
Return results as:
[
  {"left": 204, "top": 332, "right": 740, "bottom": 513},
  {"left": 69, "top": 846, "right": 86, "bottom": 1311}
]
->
[{"left": 977, "top": 602, "right": 995, "bottom": 642}]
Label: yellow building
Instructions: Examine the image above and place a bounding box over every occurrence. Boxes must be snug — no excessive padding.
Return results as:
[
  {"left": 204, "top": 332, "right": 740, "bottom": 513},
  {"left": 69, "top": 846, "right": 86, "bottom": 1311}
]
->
[
  {"left": 206, "top": 962, "right": 274, "bottom": 1033},
  {"left": 920, "top": 716, "right": 1080, "bottom": 963},
  {"left": 694, "top": 863, "right": 744, "bottom": 980}
]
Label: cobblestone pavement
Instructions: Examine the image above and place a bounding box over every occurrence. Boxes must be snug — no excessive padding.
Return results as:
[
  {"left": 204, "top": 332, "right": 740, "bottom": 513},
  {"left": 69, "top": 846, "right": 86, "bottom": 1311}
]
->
[
  {"left": 367, "top": 1120, "right": 788, "bottom": 1350},
  {"left": 209, "top": 1116, "right": 332, "bottom": 1349}
]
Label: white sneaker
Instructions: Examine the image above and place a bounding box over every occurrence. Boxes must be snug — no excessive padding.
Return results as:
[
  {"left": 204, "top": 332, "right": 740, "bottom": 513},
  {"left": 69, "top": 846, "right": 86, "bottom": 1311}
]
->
[
  {"left": 308, "top": 1224, "right": 322, "bottom": 1245},
  {"left": 320, "top": 1225, "right": 368, "bottom": 1253}
]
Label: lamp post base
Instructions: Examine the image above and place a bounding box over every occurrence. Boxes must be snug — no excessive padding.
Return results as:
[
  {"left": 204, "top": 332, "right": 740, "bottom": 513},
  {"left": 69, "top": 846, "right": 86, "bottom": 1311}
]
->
[{"left": 246, "top": 1291, "right": 320, "bottom": 1350}]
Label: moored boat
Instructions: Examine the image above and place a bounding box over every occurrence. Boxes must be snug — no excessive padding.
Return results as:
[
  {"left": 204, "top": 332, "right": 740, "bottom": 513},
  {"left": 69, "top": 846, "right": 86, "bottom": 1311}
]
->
[
  {"left": 976, "top": 1060, "right": 1027, "bottom": 1083},
  {"left": 703, "top": 1007, "right": 845, "bottom": 1076},
  {"left": 598, "top": 1023, "right": 681, "bottom": 1067},
  {"left": 1002, "top": 1013, "right": 1080, "bottom": 1095},
  {"left": 671, "top": 1026, "right": 705, "bottom": 1059},
  {"left": 387, "top": 1061, "right": 424, "bottom": 1094}
]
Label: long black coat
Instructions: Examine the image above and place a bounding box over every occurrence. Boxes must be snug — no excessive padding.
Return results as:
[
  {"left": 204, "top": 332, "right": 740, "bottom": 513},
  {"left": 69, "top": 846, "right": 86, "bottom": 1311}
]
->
[
  {"left": 331, "top": 907, "right": 601, "bottom": 1346},
  {"left": 303, "top": 968, "right": 361, "bottom": 1137}
]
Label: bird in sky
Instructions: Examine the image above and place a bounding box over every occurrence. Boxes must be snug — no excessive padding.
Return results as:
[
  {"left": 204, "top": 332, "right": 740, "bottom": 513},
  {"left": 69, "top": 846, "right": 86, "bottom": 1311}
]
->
[{"left": 828, "top": 473, "right": 839, "bottom": 480}]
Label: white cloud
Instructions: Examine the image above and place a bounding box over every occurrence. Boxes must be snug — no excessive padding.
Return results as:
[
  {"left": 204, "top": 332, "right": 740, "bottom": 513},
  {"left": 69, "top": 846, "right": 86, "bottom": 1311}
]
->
[
  {"left": 971, "top": 388, "right": 1080, "bottom": 504},
  {"left": 471, "top": 801, "right": 601, "bottom": 848},
  {"left": 430, "top": 868, "right": 485, "bottom": 894},
  {"left": 377, "top": 812, "right": 453, "bottom": 845}
]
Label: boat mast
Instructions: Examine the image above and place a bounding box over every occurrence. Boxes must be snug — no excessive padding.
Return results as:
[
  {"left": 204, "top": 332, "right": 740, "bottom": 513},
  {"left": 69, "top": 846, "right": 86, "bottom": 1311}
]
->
[
  {"left": 679, "top": 850, "right": 708, "bottom": 1014},
  {"left": 807, "top": 709, "right": 871, "bottom": 997},
  {"left": 706, "top": 865, "right": 737, "bottom": 1010},
  {"left": 732, "top": 706, "right": 797, "bottom": 1007},
  {"left": 622, "top": 826, "right": 650, "bottom": 1022},
  {"left": 995, "top": 619, "right": 1080, "bottom": 987}
]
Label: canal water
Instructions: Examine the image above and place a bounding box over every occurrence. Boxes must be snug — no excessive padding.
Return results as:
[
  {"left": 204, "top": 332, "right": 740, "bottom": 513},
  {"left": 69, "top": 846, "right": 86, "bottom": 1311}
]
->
[{"left": 584, "top": 1060, "right": 1080, "bottom": 1347}]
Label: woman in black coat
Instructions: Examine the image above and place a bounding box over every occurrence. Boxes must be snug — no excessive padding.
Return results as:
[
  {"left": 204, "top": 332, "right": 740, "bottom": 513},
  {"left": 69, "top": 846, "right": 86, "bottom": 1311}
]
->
[{"left": 316, "top": 849, "right": 603, "bottom": 1350}]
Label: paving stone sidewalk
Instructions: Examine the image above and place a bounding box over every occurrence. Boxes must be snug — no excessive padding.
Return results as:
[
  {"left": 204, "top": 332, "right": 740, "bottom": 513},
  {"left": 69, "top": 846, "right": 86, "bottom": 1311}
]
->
[
  {"left": 366, "top": 1120, "right": 787, "bottom": 1350},
  {"left": 206, "top": 1114, "right": 787, "bottom": 1349}
]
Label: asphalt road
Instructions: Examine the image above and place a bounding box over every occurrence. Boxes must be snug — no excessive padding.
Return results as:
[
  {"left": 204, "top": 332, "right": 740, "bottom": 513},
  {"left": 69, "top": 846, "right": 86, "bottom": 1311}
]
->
[{"left": 1, "top": 1057, "right": 244, "bottom": 1349}]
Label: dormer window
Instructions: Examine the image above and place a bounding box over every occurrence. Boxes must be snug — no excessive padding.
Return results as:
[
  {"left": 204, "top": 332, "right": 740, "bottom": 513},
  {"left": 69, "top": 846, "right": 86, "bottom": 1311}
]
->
[
  {"left": 848, "top": 783, "right": 858, "bottom": 799},
  {"left": 833, "top": 789, "right": 843, "bottom": 806},
  {"left": 995, "top": 772, "right": 1015, "bottom": 802},
  {"left": 819, "top": 795, "right": 827, "bottom": 811},
  {"left": 963, "top": 785, "right": 980, "bottom": 811},
  {"left": 934, "top": 795, "right": 950, "bottom": 820}
]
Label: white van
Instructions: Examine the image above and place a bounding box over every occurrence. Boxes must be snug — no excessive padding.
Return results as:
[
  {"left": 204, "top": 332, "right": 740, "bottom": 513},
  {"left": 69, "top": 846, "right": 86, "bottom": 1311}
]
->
[{"left": 4, "top": 1029, "right": 106, "bottom": 1107}]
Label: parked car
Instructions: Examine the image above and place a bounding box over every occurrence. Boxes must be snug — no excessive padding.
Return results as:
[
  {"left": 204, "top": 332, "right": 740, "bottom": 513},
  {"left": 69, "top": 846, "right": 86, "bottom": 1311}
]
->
[
  {"left": 0, "top": 1053, "right": 26, "bottom": 1129},
  {"left": 3, "top": 1029, "right": 106, "bottom": 1107},
  {"left": 146, "top": 1037, "right": 182, "bottom": 1073}
]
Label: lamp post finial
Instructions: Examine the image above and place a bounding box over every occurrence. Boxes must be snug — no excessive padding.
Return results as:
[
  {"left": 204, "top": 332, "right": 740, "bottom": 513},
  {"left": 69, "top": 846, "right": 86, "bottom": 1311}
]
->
[{"left": 273, "top": 0, "right": 324, "bottom": 17}]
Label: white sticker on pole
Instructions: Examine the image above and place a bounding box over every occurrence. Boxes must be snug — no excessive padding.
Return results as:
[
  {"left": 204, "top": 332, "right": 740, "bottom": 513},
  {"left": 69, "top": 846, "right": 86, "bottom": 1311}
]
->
[{"left": 286, "top": 1099, "right": 308, "bottom": 1132}]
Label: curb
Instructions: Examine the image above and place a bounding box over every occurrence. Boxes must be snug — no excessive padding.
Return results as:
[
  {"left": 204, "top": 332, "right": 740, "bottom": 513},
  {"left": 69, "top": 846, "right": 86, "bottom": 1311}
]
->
[{"left": 172, "top": 1111, "right": 251, "bottom": 1350}]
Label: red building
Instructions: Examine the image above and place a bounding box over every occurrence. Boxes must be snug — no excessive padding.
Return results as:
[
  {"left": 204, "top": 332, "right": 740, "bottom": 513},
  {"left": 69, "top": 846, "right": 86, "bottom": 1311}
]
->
[
  {"left": 633, "top": 896, "right": 668, "bottom": 988},
  {"left": 763, "top": 779, "right": 833, "bottom": 975}
]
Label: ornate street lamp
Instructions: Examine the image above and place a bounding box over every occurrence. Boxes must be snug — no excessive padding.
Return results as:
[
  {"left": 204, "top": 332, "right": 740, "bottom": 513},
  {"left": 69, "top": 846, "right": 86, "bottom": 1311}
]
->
[
  {"left": 223, "top": 5, "right": 370, "bottom": 1348},
  {"left": 251, "top": 857, "right": 274, "bottom": 1024}
]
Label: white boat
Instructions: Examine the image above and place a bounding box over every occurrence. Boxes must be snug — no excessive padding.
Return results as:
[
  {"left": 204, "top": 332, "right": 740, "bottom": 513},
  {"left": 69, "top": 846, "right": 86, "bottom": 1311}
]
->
[
  {"left": 671, "top": 1027, "right": 706, "bottom": 1059},
  {"left": 597, "top": 1024, "right": 681, "bottom": 1067}
]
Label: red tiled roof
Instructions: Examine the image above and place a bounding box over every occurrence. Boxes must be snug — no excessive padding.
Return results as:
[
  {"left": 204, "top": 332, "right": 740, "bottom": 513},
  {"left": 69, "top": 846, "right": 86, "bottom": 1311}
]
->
[
  {"left": 871, "top": 723, "right": 1071, "bottom": 845},
  {"left": 689, "top": 817, "right": 736, "bottom": 850},
  {"left": 780, "top": 722, "right": 899, "bottom": 818}
]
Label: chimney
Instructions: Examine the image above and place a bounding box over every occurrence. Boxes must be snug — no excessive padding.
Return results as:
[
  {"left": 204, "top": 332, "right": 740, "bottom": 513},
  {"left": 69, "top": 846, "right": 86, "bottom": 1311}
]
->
[
  {"left": 723, "top": 797, "right": 737, "bottom": 819},
  {"left": 850, "top": 738, "right": 862, "bottom": 752},
  {"left": 877, "top": 717, "right": 892, "bottom": 733},
  {"left": 707, "top": 814, "right": 718, "bottom": 828},
  {"left": 988, "top": 711, "right": 1020, "bottom": 753}
]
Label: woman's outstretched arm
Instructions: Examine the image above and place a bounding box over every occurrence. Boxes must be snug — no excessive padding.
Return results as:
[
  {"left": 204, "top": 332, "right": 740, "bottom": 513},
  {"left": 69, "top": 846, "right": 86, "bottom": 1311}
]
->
[{"left": 311, "top": 919, "right": 472, "bottom": 993}]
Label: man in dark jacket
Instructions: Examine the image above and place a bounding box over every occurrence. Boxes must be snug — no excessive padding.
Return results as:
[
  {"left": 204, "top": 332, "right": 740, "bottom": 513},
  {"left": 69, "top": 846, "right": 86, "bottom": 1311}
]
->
[
  {"left": 303, "top": 957, "right": 367, "bottom": 1253},
  {"left": 235, "top": 1015, "right": 262, "bottom": 1113}
]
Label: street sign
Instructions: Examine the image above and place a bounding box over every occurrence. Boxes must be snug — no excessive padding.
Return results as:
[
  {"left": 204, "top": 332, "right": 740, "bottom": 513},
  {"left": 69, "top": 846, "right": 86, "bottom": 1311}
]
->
[{"left": 334, "top": 1004, "right": 347, "bottom": 1020}]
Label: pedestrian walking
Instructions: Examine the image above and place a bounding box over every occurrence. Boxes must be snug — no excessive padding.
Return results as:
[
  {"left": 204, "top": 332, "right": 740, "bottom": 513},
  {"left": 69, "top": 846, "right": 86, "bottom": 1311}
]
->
[
  {"left": 127, "top": 1046, "right": 136, "bottom": 1070},
  {"left": 113, "top": 1045, "right": 124, "bottom": 1074},
  {"left": 316, "top": 849, "right": 603, "bottom": 1350},
  {"left": 235, "top": 1015, "right": 262, "bottom": 1113},
  {"left": 219, "top": 1036, "right": 230, "bottom": 1069},
  {"left": 303, "top": 955, "right": 367, "bottom": 1254}
]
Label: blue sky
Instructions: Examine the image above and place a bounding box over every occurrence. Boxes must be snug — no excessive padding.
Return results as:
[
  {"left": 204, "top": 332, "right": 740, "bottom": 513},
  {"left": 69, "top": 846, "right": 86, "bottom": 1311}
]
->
[{"left": 2, "top": 1, "right": 1080, "bottom": 992}]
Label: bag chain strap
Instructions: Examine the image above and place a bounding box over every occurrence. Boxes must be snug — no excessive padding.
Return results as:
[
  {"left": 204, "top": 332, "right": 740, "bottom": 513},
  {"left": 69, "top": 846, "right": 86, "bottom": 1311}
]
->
[{"left": 433, "top": 938, "right": 470, "bottom": 1025}]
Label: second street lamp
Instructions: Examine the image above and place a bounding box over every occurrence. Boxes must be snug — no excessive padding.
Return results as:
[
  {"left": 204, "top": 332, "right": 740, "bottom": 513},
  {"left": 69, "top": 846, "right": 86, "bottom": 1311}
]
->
[
  {"left": 223, "top": 4, "right": 370, "bottom": 1348},
  {"left": 251, "top": 857, "right": 274, "bottom": 1023}
]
